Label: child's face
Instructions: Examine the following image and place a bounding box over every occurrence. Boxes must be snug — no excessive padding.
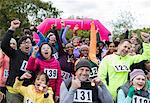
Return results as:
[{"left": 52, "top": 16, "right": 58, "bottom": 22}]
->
[
  {"left": 41, "top": 44, "right": 52, "bottom": 59},
  {"left": 132, "top": 75, "right": 146, "bottom": 90},
  {"left": 35, "top": 74, "right": 47, "bottom": 87}
]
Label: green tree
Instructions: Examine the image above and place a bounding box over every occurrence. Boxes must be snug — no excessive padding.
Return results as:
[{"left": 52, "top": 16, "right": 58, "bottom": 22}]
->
[
  {"left": 0, "top": 0, "right": 63, "bottom": 37},
  {"left": 110, "top": 10, "right": 135, "bottom": 40}
]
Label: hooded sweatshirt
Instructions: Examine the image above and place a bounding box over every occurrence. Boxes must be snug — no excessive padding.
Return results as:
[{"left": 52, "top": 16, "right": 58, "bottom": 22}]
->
[{"left": 27, "top": 57, "right": 62, "bottom": 96}]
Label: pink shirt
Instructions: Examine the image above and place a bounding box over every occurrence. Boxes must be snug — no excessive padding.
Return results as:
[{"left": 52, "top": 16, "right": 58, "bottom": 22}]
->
[
  {"left": 27, "top": 56, "right": 62, "bottom": 96},
  {"left": 0, "top": 51, "right": 9, "bottom": 87}
]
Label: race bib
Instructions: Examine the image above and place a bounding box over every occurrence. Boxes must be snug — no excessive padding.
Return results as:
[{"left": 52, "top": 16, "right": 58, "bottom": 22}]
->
[
  {"left": 132, "top": 95, "right": 150, "bottom": 103},
  {"left": 26, "top": 98, "right": 33, "bottom": 103},
  {"left": 73, "top": 89, "right": 92, "bottom": 103},
  {"left": 3, "top": 69, "right": 9, "bottom": 78},
  {"left": 20, "top": 60, "right": 28, "bottom": 72},
  {"left": 61, "top": 70, "right": 71, "bottom": 80},
  {"left": 114, "top": 64, "right": 130, "bottom": 72},
  {"left": 53, "top": 52, "right": 58, "bottom": 60},
  {"left": 44, "top": 69, "right": 57, "bottom": 79},
  {"left": 89, "top": 67, "right": 98, "bottom": 78}
]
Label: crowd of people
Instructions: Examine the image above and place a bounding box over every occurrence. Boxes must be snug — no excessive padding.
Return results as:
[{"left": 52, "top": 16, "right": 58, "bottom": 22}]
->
[{"left": 0, "top": 19, "right": 150, "bottom": 103}]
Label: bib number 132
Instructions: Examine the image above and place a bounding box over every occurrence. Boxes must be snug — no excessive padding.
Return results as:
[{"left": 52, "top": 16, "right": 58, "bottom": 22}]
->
[{"left": 73, "top": 89, "right": 92, "bottom": 103}]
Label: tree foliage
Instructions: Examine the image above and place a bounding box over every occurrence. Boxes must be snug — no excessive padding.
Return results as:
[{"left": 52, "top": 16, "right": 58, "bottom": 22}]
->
[
  {"left": 110, "top": 11, "right": 135, "bottom": 39},
  {"left": 0, "top": 0, "right": 63, "bottom": 37}
]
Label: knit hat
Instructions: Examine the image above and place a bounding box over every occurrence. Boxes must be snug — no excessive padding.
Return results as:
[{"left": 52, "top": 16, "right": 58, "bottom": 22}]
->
[
  {"left": 75, "top": 59, "right": 91, "bottom": 71},
  {"left": 130, "top": 69, "right": 145, "bottom": 81}
]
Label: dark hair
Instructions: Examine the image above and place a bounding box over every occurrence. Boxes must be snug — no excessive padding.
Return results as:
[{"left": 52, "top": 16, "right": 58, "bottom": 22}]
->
[
  {"left": 35, "top": 72, "right": 49, "bottom": 84},
  {"left": 39, "top": 42, "right": 53, "bottom": 59},
  {"left": 23, "top": 28, "right": 32, "bottom": 36},
  {"left": 114, "top": 41, "right": 120, "bottom": 47},
  {"left": 18, "top": 35, "right": 32, "bottom": 47}
]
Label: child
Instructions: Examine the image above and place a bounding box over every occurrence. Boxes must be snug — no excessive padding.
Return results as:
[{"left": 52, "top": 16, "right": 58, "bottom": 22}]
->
[
  {"left": 13, "top": 72, "right": 54, "bottom": 103},
  {"left": 117, "top": 69, "right": 150, "bottom": 103},
  {"left": 27, "top": 42, "right": 62, "bottom": 102}
]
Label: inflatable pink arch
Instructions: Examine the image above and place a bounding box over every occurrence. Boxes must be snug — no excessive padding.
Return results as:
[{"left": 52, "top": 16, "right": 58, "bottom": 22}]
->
[{"left": 33, "top": 18, "right": 111, "bottom": 42}]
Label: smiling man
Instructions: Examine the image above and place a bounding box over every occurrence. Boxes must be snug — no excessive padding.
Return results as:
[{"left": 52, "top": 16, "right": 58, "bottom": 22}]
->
[
  {"left": 98, "top": 33, "right": 150, "bottom": 101},
  {"left": 60, "top": 58, "right": 114, "bottom": 103}
]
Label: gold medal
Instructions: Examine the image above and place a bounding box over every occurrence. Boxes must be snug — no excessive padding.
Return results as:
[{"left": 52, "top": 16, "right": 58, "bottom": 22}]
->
[
  {"left": 91, "top": 82, "right": 95, "bottom": 86},
  {"left": 39, "top": 86, "right": 43, "bottom": 91}
]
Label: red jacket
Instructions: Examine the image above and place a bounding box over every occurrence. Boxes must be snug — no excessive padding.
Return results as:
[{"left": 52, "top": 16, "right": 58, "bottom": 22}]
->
[{"left": 27, "top": 56, "right": 62, "bottom": 96}]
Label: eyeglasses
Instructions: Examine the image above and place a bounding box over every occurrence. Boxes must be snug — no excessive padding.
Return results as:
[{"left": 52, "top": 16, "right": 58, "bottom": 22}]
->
[{"left": 21, "top": 41, "right": 32, "bottom": 45}]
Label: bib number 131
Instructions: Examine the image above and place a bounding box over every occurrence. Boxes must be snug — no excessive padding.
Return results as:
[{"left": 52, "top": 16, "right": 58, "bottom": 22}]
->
[{"left": 73, "top": 89, "right": 92, "bottom": 103}]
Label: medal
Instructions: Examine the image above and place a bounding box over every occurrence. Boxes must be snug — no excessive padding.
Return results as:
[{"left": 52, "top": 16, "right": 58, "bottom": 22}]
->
[
  {"left": 91, "top": 82, "right": 95, "bottom": 86},
  {"left": 39, "top": 86, "right": 43, "bottom": 91}
]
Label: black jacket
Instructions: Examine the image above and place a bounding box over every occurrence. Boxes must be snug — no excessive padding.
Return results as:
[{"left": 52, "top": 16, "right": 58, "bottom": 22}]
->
[{"left": 1, "top": 30, "right": 30, "bottom": 86}]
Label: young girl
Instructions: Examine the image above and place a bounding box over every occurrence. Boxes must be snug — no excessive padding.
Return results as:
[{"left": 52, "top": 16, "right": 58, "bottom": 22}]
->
[
  {"left": 27, "top": 42, "right": 62, "bottom": 102},
  {"left": 117, "top": 69, "right": 150, "bottom": 103},
  {"left": 13, "top": 72, "right": 54, "bottom": 103}
]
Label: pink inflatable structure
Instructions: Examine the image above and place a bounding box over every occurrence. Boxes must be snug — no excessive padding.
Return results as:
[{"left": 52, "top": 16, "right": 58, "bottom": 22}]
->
[{"left": 33, "top": 18, "right": 111, "bottom": 42}]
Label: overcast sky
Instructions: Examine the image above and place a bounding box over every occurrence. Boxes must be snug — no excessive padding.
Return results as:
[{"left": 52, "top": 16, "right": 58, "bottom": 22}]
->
[{"left": 43, "top": 0, "right": 150, "bottom": 32}]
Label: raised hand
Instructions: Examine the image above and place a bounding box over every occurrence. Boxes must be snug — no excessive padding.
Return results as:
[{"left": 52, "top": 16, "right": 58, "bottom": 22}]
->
[
  {"left": 66, "top": 24, "right": 70, "bottom": 28},
  {"left": 10, "top": 19, "right": 21, "bottom": 30},
  {"left": 73, "top": 24, "right": 79, "bottom": 31},
  {"left": 61, "top": 20, "right": 65, "bottom": 27},
  {"left": 141, "top": 32, "right": 150, "bottom": 43},
  {"left": 32, "top": 46, "right": 39, "bottom": 58},
  {"left": 20, "top": 72, "right": 32, "bottom": 80},
  {"left": 30, "top": 25, "right": 38, "bottom": 32},
  {"left": 71, "top": 75, "right": 81, "bottom": 89}
]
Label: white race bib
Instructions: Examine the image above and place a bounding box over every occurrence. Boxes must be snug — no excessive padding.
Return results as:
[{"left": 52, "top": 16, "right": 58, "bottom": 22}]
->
[
  {"left": 73, "top": 89, "right": 92, "bottom": 103},
  {"left": 53, "top": 52, "right": 58, "bottom": 60},
  {"left": 132, "top": 95, "right": 150, "bottom": 103},
  {"left": 20, "top": 60, "right": 28, "bottom": 71},
  {"left": 114, "top": 64, "right": 130, "bottom": 72},
  {"left": 89, "top": 67, "right": 98, "bottom": 78},
  {"left": 44, "top": 69, "right": 57, "bottom": 79},
  {"left": 3, "top": 69, "right": 9, "bottom": 78},
  {"left": 61, "top": 70, "right": 71, "bottom": 80},
  {"left": 26, "top": 98, "right": 33, "bottom": 103}
]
